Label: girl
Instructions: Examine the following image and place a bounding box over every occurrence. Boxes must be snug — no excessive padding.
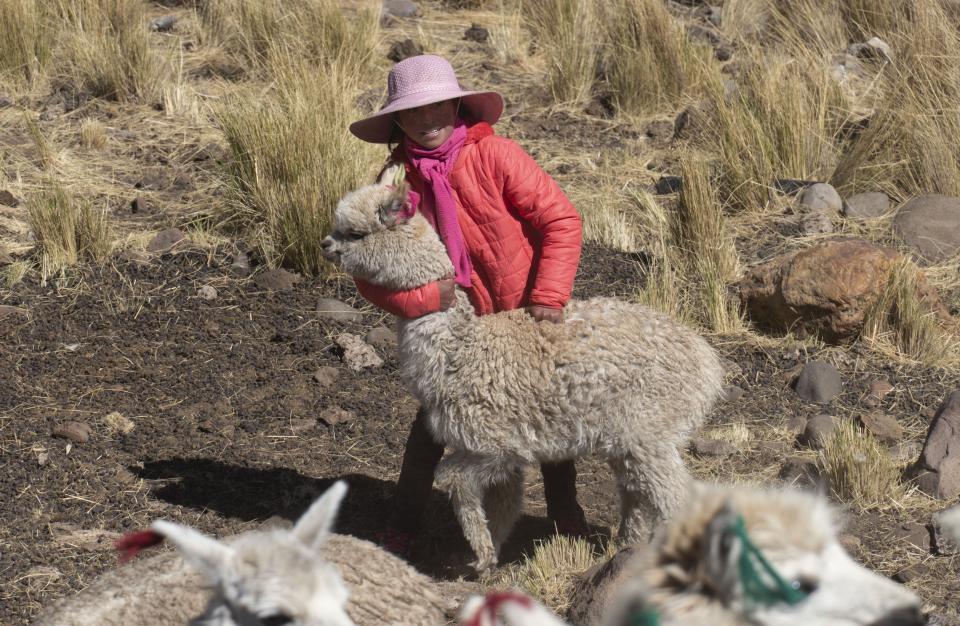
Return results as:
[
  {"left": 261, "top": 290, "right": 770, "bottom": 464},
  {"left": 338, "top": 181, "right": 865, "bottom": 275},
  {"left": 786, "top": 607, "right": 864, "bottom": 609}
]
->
[{"left": 349, "top": 55, "right": 587, "bottom": 556}]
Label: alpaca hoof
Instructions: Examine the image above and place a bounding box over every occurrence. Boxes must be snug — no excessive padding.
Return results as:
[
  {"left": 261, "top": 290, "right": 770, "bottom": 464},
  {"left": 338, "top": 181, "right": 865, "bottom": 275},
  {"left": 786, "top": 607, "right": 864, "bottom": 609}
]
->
[{"left": 472, "top": 555, "right": 498, "bottom": 576}]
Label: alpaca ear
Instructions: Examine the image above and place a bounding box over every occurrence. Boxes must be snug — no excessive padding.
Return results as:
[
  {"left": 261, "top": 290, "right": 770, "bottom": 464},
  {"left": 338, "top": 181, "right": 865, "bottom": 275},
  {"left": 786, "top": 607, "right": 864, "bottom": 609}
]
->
[
  {"left": 700, "top": 501, "right": 743, "bottom": 604},
  {"left": 292, "top": 481, "right": 348, "bottom": 550},
  {"left": 379, "top": 183, "right": 413, "bottom": 227},
  {"left": 151, "top": 520, "right": 234, "bottom": 585},
  {"left": 377, "top": 163, "right": 405, "bottom": 187}
]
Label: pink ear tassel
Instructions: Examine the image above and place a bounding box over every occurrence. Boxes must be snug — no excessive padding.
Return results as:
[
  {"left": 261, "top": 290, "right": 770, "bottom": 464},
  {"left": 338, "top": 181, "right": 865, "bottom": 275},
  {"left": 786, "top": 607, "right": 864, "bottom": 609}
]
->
[
  {"left": 462, "top": 591, "right": 534, "bottom": 626},
  {"left": 115, "top": 529, "right": 165, "bottom": 564}
]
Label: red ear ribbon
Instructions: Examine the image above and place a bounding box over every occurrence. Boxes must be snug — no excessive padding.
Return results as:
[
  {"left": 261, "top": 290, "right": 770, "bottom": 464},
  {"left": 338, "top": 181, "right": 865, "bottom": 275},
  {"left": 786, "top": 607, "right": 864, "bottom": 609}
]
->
[
  {"left": 462, "top": 591, "right": 534, "bottom": 626},
  {"left": 115, "top": 529, "right": 165, "bottom": 564}
]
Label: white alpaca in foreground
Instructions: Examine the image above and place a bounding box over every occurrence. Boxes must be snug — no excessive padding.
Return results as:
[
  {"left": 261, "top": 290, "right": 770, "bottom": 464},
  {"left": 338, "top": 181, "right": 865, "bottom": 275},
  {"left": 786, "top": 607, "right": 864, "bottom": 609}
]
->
[
  {"left": 34, "top": 482, "right": 446, "bottom": 626},
  {"left": 459, "top": 484, "right": 923, "bottom": 626},
  {"left": 321, "top": 168, "right": 724, "bottom": 572}
]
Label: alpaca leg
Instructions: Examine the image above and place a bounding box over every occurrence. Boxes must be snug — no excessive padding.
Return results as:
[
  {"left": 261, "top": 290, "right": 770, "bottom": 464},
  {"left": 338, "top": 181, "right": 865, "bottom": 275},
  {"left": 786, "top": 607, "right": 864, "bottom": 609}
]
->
[
  {"left": 437, "top": 453, "right": 498, "bottom": 573},
  {"left": 610, "top": 446, "right": 690, "bottom": 544},
  {"left": 608, "top": 456, "right": 651, "bottom": 545},
  {"left": 484, "top": 467, "right": 524, "bottom": 554}
]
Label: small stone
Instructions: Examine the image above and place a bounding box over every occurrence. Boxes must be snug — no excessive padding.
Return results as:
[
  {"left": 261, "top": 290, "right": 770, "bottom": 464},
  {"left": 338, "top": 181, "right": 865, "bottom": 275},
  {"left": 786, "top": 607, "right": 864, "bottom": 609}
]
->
[
  {"left": 383, "top": 0, "right": 419, "bottom": 18},
  {"left": 52, "top": 421, "right": 90, "bottom": 444},
  {"left": 103, "top": 411, "right": 134, "bottom": 436},
  {"left": 715, "top": 44, "right": 733, "bottom": 61},
  {"left": 857, "top": 412, "right": 903, "bottom": 443},
  {"left": 230, "top": 250, "right": 250, "bottom": 276},
  {"left": 316, "top": 298, "right": 364, "bottom": 323},
  {"left": 131, "top": 196, "right": 148, "bottom": 213},
  {"left": 893, "top": 521, "right": 931, "bottom": 552},
  {"left": 892, "top": 562, "right": 929, "bottom": 583},
  {"left": 37, "top": 451, "right": 49, "bottom": 466},
  {"left": 289, "top": 418, "right": 317, "bottom": 435},
  {"left": 838, "top": 533, "right": 862, "bottom": 554},
  {"left": 319, "top": 406, "right": 355, "bottom": 426},
  {"left": 691, "top": 437, "right": 736, "bottom": 457},
  {"left": 366, "top": 326, "right": 397, "bottom": 351},
  {"left": 645, "top": 120, "right": 674, "bottom": 145},
  {"left": 0, "top": 305, "right": 29, "bottom": 322},
  {"left": 799, "top": 414, "right": 837, "bottom": 449},
  {"left": 254, "top": 268, "right": 301, "bottom": 291},
  {"left": 312, "top": 366, "right": 339, "bottom": 387},
  {"left": 890, "top": 441, "right": 921, "bottom": 464},
  {"left": 723, "top": 385, "right": 744, "bottom": 403},
  {"left": 149, "top": 15, "right": 176, "bottom": 32},
  {"left": 146, "top": 228, "right": 186, "bottom": 253},
  {"left": 197, "top": 285, "right": 218, "bottom": 301},
  {"left": 387, "top": 39, "right": 423, "bottom": 62},
  {"left": 0, "top": 95, "right": 12, "bottom": 108},
  {"left": 773, "top": 178, "right": 818, "bottom": 195},
  {"left": 117, "top": 249, "right": 151, "bottom": 265},
  {"left": 893, "top": 195, "right": 960, "bottom": 264},
  {"left": 931, "top": 507, "right": 960, "bottom": 556},
  {"left": 0, "top": 189, "right": 20, "bottom": 207},
  {"left": 464, "top": 24, "right": 489, "bottom": 43},
  {"left": 799, "top": 182, "right": 843, "bottom": 213},
  {"left": 869, "top": 378, "right": 894, "bottom": 399},
  {"left": 793, "top": 360, "right": 841, "bottom": 404},
  {"left": 335, "top": 333, "right": 383, "bottom": 371},
  {"left": 655, "top": 176, "right": 682, "bottom": 195},
  {"left": 800, "top": 210, "right": 834, "bottom": 236},
  {"left": 844, "top": 192, "right": 891, "bottom": 219},
  {"left": 779, "top": 456, "right": 822, "bottom": 488}
]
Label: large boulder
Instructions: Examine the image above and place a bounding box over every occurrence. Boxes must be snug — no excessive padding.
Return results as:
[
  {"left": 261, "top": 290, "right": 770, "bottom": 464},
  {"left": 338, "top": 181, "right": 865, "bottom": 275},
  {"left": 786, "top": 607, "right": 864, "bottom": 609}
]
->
[
  {"left": 738, "top": 239, "right": 943, "bottom": 343},
  {"left": 893, "top": 195, "right": 960, "bottom": 264},
  {"left": 914, "top": 391, "right": 960, "bottom": 499}
]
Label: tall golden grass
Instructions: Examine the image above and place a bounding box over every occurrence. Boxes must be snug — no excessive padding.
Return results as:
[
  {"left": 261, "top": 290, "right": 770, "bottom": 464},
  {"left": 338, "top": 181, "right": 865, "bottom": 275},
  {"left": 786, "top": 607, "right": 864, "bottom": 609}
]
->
[
  {"left": 522, "top": 0, "right": 597, "bottom": 104},
  {"left": 819, "top": 419, "right": 902, "bottom": 508},
  {"left": 27, "top": 185, "right": 112, "bottom": 281},
  {"left": 0, "top": 0, "right": 54, "bottom": 84}
]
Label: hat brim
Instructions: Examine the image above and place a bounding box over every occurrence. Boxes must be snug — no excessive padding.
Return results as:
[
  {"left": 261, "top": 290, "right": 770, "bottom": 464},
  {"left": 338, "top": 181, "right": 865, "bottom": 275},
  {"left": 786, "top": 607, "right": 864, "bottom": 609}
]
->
[{"left": 349, "top": 91, "right": 504, "bottom": 144}]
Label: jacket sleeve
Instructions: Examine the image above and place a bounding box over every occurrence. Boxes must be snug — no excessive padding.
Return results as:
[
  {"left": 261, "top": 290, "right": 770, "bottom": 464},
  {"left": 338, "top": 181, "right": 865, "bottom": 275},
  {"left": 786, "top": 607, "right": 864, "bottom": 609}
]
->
[
  {"left": 496, "top": 139, "right": 582, "bottom": 309},
  {"left": 354, "top": 278, "right": 441, "bottom": 319}
]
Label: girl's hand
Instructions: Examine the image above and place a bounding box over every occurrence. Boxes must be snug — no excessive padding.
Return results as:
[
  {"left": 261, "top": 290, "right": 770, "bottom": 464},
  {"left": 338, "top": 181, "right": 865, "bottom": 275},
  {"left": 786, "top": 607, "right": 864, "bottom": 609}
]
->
[{"left": 526, "top": 305, "right": 563, "bottom": 324}]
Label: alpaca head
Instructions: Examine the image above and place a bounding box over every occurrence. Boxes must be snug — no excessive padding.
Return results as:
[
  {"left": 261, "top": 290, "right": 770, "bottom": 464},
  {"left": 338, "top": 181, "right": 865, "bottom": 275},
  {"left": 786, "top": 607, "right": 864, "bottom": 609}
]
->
[
  {"left": 153, "top": 481, "right": 353, "bottom": 626},
  {"left": 616, "top": 484, "right": 922, "bottom": 626},
  {"left": 321, "top": 165, "right": 454, "bottom": 291}
]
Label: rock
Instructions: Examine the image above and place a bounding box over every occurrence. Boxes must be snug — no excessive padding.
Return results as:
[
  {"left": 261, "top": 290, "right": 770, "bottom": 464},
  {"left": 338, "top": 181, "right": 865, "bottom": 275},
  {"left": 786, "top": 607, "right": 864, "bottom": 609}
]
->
[
  {"left": 848, "top": 37, "right": 893, "bottom": 62},
  {"left": 316, "top": 298, "right": 364, "bottom": 323},
  {"left": 786, "top": 414, "right": 808, "bottom": 435},
  {"left": 893, "top": 521, "right": 931, "bottom": 552},
  {"left": 893, "top": 195, "right": 960, "bottom": 263},
  {"left": 799, "top": 414, "right": 837, "bottom": 448},
  {"left": 254, "top": 268, "right": 301, "bottom": 291},
  {"left": 892, "top": 562, "right": 929, "bottom": 583},
  {"left": 674, "top": 100, "right": 711, "bottom": 139},
  {"left": 0, "top": 95, "right": 12, "bottom": 108},
  {"left": 738, "top": 239, "right": 944, "bottom": 343},
  {"left": 0, "top": 189, "right": 20, "bottom": 207},
  {"left": 464, "top": 24, "right": 489, "bottom": 43},
  {"left": 319, "top": 406, "right": 355, "bottom": 426},
  {"left": 103, "top": 411, "right": 134, "bottom": 436},
  {"left": 723, "top": 385, "right": 744, "bottom": 403},
  {"left": 793, "top": 361, "right": 841, "bottom": 404},
  {"left": 691, "top": 437, "right": 736, "bottom": 457},
  {"left": 916, "top": 391, "right": 960, "bottom": 499},
  {"left": 130, "top": 196, "right": 148, "bottom": 213},
  {"left": 868, "top": 378, "right": 894, "bottom": 400},
  {"left": 51, "top": 421, "right": 90, "bottom": 444},
  {"left": 715, "top": 44, "right": 733, "bottom": 61},
  {"left": 697, "top": 5, "right": 722, "bottom": 27},
  {"left": 383, "top": 0, "right": 420, "bottom": 18},
  {"left": 844, "top": 192, "right": 891, "bottom": 219},
  {"left": 0, "top": 305, "right": 29, "bottom": 322},
  {"left": 335, "top": 333, "right": 383, "bottom": 371},
  {"left": 773, "top": 178, "right": 817, "bottom": 195},
  {"left": 655, "top": 176, "right": 682, "bottom": 194},
  {"left": 800, "top": 210, "right": 834, "bottom": 236},
  {"left": 289, "top": 417, "right": 318, "bottom": 435},
  {"left": 146, "top": 228, "right": 186, "bottom": 253},
  {"left": 149, "top": 15, "right": 177, "bottom": 32},
  {"left": 197, "top": 285, "right": 218, "bottom": 301},
  {"left": 229, "top": 250, "right": 250, "bottom": 276},
  {"left": 890, "top": 440, "right": 921, "bottom": 464},
  {"left": 366, "top": 326, "right": 397, "bottom": 351},
  {"left": 567, "top": 546, "right": 645, "bottom": 626},
  {"left": 312, "top": 366, "right": 339, "bottom": 387},
  {"left": 857, "top": 412, "right": 903, "bottom": 443},
  {"left": 645, "top": 119, "right": 674, "bottom": 145},
  {"left": 799, "top": 182, "right": 843, "bottom": 213},
  {"left": 387, "top": 38, "right": 423, "bottom": 62},
  {"left": 838, "top": 533, "right": 862, "bottom": 554},
  {"left": 779, "top": 456, "right": 822, "bottom": 489},
  {"left": 117, "top": 249, "right": 151, "bottom": 265},
  {"left": 931, "top": 507, "right": 960, "bottom": 555}
]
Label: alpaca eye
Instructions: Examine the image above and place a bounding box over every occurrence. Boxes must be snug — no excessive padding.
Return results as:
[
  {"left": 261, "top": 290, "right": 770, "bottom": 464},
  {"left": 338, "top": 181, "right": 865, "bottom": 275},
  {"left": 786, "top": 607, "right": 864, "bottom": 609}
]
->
[
  {"left": 791, "top": 577, "right": 818, "bottom": 595},
  {"left": 346, "top": 231, "right": 366, "bottom": 241},
  {"left": 260, "top": 612, "right": 293, "bottom": 626}
]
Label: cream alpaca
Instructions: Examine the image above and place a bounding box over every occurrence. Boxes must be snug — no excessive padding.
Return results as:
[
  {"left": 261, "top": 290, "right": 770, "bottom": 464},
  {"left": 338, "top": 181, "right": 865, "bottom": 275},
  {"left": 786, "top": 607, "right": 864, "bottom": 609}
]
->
[
  {"left": 460, "top": 484, "right": 923, "bottom": 626},
  {"left": 34, "top": 482, "right": 446, "bottom": 626},
  {"left": 321, "top": 167, "right": 724, "bottom": 572}
]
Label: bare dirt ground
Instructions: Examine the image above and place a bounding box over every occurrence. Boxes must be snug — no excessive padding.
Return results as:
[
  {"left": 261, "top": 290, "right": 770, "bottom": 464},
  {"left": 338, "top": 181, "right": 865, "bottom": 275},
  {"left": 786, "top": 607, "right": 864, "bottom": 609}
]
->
[{"left": 1, "top": 2, "right": 959, "bottom": 625}]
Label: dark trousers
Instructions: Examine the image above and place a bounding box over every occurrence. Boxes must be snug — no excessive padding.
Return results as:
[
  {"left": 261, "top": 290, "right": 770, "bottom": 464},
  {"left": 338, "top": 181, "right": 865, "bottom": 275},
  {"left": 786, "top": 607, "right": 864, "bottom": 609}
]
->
[{"left": 392, "top": 407, "right": 584, "bottom": 533}]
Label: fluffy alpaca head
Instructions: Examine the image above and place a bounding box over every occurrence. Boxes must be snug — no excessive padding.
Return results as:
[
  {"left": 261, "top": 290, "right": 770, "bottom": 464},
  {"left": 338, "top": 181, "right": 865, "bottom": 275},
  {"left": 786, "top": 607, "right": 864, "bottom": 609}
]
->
[
  {"left": 321, "top": 165, "right": 454, "bottom": 291},
  {"left": 610, "top": 483, "right": 922, "bottom": 626},
  {"left": 152, "top": 481, "right": 353, "bottom": 626}
]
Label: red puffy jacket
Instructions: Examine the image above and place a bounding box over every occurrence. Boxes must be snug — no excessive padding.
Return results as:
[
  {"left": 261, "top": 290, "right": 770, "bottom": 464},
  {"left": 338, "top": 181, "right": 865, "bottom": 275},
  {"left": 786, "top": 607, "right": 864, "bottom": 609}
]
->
[{"left": 355, "top": 122, "right": 582, "bottom": 318}]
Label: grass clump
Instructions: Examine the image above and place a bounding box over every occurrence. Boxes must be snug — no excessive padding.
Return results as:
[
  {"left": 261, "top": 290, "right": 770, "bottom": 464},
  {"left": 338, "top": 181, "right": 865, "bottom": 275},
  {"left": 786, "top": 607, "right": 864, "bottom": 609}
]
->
[
  {"left": 523, "top": 0, "right": 597, "bottom": 104},
  {"left": 862, "top": 260, "right": 957, "bottom": 369},
  {"left": 27, "top": 185, "right": 112, "bottom": 281},
  {"left": 496, "top": 534, "right": 614, "bottom": 614},
  {"left": 598, "top": 0, "right": 711, "bottom": 115},
  {"left": 0, "top": 0, "right": 55, "bottom": 84},
  {"left": 818, "top": 419, "right": 902, "bottom": 509},
  {"left": 78, "top": 118, "right": 107, "bottom": 150}
]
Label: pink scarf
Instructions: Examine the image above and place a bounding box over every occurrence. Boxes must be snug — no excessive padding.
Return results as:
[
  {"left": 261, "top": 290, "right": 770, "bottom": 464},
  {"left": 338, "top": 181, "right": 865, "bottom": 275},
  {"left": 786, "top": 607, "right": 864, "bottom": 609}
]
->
[{"left": 404, "top": 121, "right": 473, "bottom": 288}]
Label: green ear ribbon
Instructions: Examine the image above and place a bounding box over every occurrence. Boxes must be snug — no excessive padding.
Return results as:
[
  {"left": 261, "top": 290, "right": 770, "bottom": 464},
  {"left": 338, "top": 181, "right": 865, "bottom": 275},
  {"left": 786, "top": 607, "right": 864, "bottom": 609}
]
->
[{"left": 732, "top": 515, "right": 809, "bottom": 608}]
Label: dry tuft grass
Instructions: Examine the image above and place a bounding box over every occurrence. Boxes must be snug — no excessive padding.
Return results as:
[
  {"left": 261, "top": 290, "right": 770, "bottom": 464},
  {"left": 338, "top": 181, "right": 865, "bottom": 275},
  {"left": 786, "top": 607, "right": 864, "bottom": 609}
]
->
[
  {"left": 495, "top": 534, "right": 615, "bottom": 614},
  {"left": 24, "top": 114, "right": 57, "bottom": 170},
  {"left": 3, "top": 260, "right": 32, "bottom": 288},
  {"left": 0, "top": 0, "right": 55, "bottom": 84},
  {"left": 818, "top": 419, "right": 903, "bottom": 509},
  {"left": 522, "top": 0, "right": 597, "bottom": 104},
  {"left": 631, "top": 187, "right": 691, "bottom": 324},
  {"left": 598, "top": 0, "right": 711, "bottom": 116},
  {"left": 862, "top": 259, "right": 958, "bottom": 369},
  {"left": 490, "top": 0, "right": 532, "bottom": 67},
  {"left": 27, "top": 185, "right": 112, "bottom": 281},
  {"left": 78, "top": 118, "right": 107, "bottom": 150}
]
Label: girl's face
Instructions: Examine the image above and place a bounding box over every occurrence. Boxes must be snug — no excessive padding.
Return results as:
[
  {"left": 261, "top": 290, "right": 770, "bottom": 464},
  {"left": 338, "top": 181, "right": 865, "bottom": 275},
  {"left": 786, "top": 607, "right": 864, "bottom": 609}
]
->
[{"left": 395, "top": 99, "right": 459, "bottom": 149}]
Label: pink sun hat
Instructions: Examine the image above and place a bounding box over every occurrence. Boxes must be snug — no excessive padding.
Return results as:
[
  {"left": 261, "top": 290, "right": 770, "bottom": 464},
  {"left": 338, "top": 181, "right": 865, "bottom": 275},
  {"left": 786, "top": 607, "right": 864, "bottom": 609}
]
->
[{"left": 349, "top": 55, "right": 504, "bottom": 144}]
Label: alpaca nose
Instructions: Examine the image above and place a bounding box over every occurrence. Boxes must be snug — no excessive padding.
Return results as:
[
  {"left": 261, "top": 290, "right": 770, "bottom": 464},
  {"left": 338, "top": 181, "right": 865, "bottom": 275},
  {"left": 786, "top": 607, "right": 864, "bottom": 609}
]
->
[{"left": 320, "top": 237, "right": 333, "bottom": 250}]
